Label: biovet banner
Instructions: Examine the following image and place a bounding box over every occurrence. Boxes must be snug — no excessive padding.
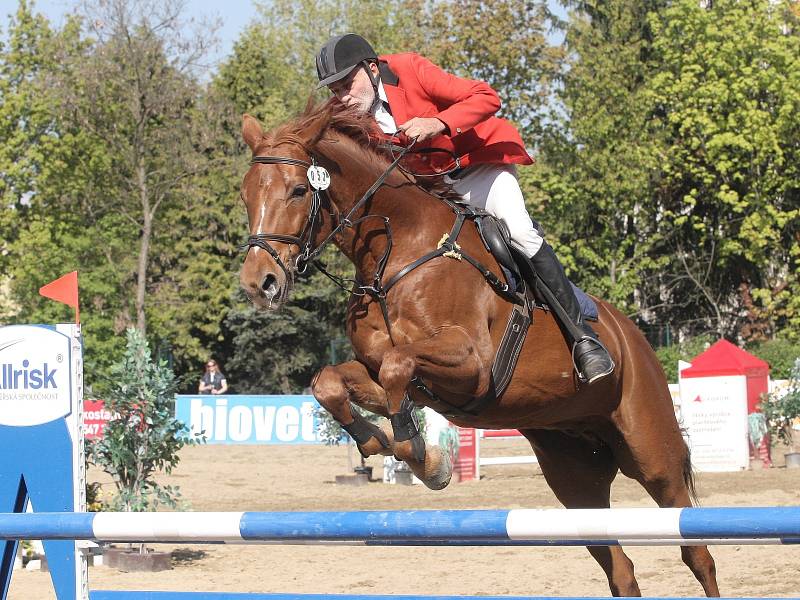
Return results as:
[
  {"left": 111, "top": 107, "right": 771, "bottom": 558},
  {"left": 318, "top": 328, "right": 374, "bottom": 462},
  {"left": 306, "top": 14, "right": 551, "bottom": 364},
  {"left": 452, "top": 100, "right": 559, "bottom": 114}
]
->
[
  {"left": 175, "top": 394, "right": 322, "bottom": 444},
  {"left": 0, "top": 324, "right": 73, "bottom": 426}
]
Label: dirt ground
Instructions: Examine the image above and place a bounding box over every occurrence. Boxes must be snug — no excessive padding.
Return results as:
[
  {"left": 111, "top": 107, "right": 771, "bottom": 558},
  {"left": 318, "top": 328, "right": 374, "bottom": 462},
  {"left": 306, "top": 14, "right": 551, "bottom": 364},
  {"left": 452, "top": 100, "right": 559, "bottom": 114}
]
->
[{"left": 8, "top": 438, "right": 800, "bottom": 599}]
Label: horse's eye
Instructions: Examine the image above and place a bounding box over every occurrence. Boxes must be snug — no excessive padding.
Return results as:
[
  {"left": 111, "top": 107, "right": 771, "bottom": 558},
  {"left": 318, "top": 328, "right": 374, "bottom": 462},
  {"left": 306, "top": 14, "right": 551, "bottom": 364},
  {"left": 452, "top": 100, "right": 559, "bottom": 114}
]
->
[{"left": 291, "top": 184, "right": 308, "bottom": 198}]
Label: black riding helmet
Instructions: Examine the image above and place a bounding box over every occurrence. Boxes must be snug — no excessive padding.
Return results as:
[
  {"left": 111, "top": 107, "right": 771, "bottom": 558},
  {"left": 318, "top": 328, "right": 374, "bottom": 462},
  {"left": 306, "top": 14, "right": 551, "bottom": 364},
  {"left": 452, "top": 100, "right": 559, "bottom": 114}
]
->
[{"left": 315, "top": 33, "right": 379, "bottom": 89}]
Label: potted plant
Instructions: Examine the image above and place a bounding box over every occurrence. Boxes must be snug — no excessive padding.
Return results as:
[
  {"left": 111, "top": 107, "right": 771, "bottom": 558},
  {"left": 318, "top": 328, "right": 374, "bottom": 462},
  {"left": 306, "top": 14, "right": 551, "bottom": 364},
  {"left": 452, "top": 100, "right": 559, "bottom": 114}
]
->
[
  {"left": 760, "top": 358, "right": 800, "bottom": 468},
  {"left": 87, "top": 328, "right": 203, "bottom": 570}
]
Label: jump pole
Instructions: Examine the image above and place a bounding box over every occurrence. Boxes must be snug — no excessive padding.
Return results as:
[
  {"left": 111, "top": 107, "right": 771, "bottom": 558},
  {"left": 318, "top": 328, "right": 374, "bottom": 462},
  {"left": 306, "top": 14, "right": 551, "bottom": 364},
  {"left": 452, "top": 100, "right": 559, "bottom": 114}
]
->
[
  {"left": 0, "top": 508, "right": 799, "bottom": 545},
  {"left": 477, "top": 429, "right": 537, "bottom": 468}
]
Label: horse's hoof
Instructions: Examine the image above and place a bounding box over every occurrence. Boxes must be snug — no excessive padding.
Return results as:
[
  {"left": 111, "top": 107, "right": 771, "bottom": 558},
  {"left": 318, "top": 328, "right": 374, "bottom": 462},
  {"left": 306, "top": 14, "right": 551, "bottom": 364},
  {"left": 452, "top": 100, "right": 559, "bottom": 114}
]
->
[{"left": 422, "top": 445, "right": 452, "bottom": 490}]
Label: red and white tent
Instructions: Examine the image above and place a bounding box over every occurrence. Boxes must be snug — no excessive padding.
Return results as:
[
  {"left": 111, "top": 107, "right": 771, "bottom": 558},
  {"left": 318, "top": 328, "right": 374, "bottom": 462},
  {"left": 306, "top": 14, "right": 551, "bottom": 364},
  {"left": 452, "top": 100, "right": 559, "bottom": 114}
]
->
[
  {"left": 680, "top": 340, "right": 770, "bottom": 472},
  {"left": 681, "top": 339, "right": 769, "bottom": 413}
]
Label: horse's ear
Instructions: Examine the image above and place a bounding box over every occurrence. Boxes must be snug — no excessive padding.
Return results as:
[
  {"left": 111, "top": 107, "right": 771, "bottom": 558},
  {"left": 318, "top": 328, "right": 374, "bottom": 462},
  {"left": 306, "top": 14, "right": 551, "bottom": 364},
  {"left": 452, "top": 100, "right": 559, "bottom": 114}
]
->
[{"left": 242, "top": 114, "right": 264, "bottom": 152}]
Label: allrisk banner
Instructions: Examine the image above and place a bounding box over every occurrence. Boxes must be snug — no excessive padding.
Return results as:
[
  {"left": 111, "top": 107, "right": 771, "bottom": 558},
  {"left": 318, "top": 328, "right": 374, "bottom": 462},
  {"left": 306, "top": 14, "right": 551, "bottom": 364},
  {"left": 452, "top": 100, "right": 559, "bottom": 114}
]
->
[{"left": 0, "top": 323, "right": 85, "bottom": 600}]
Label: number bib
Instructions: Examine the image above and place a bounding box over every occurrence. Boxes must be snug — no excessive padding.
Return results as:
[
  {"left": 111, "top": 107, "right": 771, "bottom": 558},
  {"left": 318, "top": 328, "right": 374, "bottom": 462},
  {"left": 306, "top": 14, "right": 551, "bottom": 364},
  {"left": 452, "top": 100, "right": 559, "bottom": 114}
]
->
[{"left": 307, "top": 165, "right": 331, "bottom": 190}]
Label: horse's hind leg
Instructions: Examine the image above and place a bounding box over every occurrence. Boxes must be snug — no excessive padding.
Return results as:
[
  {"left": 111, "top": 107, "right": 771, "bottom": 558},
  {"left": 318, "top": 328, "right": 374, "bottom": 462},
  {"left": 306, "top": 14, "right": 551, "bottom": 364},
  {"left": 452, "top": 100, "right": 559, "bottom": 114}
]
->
[
  {"left": 612, "top": 423, "right": 720, "bottom": 597},
  {"left": 311, "top": 360, "right": 393, "bottom": 457},
  {"left": 520, "top": 428, "right": 642, "bottom": 597}
]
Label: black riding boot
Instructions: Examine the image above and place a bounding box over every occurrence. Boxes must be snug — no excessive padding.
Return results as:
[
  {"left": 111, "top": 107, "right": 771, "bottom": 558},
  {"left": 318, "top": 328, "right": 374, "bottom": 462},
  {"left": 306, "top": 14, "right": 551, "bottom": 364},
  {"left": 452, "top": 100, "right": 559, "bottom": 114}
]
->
[{"left": 528, "top": 243, "right": 615, "bottom": 384}]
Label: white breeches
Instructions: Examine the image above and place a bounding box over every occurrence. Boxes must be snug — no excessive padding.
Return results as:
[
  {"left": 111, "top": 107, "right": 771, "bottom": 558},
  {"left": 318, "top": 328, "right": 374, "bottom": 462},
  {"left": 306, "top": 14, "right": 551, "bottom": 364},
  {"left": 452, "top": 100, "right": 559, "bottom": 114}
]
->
[{"left": 445, "top": 164, "right": 543, "bottom": 258}]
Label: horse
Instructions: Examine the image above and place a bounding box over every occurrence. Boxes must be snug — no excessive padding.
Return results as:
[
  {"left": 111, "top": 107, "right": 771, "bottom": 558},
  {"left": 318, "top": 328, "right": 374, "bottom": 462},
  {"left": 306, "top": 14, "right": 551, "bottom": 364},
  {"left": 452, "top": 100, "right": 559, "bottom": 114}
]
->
[{"left": 237, "top": 101, "right": 719, "bottom": 597}]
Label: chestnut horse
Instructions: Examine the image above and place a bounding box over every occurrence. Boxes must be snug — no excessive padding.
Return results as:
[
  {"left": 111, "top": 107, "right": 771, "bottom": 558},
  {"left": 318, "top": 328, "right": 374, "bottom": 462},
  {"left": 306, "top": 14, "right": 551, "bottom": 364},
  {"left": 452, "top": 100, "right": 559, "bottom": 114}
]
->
[{"left": 237, "top": 102, "right": 719, "bottom": 597}]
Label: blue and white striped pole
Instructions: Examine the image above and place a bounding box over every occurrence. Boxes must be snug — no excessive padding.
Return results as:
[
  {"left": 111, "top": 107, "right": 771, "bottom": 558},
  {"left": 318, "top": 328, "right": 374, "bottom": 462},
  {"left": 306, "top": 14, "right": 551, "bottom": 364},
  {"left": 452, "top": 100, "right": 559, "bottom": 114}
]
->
[{"left": 0, "top": 507, "right": 798, "bottom": 546}]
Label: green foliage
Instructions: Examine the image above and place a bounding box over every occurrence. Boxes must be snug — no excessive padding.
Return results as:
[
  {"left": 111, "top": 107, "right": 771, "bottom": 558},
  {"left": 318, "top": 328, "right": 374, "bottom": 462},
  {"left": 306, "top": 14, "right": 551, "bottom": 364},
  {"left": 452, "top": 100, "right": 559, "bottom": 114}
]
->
[
  {"left": 747, "top": 338, "right": 800, "bottom": 380},
  {"left": 654, "top": 334, "right": 714, "bottom": 382},
  {"left": 645, "top": 0, "right": 800, "bottom": 337},
  {"left": 87, "top": 328, "right": 202, "bottom": 511},
  {"left": 414, "top": 0, "right": 563, "bottom": 141},
  {"left": 223, "top": 301, "right": 329, "bottom": 394},
  {"left": 0, "top": 0, "right": 240, "bottom": 393},
  {"left": 222, "top": 252, "right": 351, "bottom": 393},
  {"left": 0, "top": 1, "right": 128, "bottom": 382},
  {"left": 533, "top": 0, "right": 668, "bottom": 313},
  {"left": 760, "top": 359, "right": 800, "bottom": 451},
  {"left": 538, "top": 0, "right": 800, "bottom": 344}
]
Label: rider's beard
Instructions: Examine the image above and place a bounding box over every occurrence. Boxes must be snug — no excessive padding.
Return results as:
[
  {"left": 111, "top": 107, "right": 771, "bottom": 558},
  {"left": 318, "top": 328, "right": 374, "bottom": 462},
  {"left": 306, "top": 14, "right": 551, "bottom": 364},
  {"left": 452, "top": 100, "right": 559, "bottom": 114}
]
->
[{"left": 346, "top": 86, "right": 377, "bottom": 114}]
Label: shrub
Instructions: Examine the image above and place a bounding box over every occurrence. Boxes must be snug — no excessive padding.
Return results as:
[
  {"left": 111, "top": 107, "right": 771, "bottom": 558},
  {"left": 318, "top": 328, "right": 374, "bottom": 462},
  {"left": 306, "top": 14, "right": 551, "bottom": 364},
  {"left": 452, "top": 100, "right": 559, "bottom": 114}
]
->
[
  {"left": 654, "top": 335, "right": 714, "bottom": 382},
  {"left": 747, "top": 338, "right": 800, "bottom": 380},
  {"left": 87, "top": 328, "right": 202, "bottom": 511}
]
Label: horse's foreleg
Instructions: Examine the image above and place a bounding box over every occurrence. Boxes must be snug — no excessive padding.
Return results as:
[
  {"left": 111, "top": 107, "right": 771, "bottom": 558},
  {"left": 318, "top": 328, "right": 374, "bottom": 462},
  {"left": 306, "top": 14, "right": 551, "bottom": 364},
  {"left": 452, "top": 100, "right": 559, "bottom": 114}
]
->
[
  {"left": 311, "top": 361, "right": 393, "bottom": 458},
  {"left": 378, "top": 326, "right": 487, "bottom": 490}
]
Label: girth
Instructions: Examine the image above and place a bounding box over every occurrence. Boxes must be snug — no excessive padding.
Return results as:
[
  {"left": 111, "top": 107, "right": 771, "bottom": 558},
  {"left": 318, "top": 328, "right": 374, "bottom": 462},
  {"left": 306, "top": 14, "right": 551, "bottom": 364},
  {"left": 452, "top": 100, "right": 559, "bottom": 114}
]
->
[{"left": 361, "top": 201, "right": 533, "bottom": 420}]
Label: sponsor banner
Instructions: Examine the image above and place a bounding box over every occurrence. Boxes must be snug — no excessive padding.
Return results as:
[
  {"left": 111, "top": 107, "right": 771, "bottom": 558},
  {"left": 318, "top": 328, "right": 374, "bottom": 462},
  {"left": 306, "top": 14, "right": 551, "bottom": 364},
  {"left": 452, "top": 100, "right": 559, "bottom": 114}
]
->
[
  {"left": 175, "top": 395, "right": 322, "bottom": 444},
  {"left": 0, "top": 324, "right": 72, "bottom": 426},
  {"left": 454, "top": 426, "right": 478, "bottom": 482},
  {"left": 83, "top": 399, "right": 114, "bottom": 439},
  {"left": 679, "top": 375, "right": 749, "bottom": 472},
  {"left": 481, "top": 428, "right": 521, "bottom": 438}
]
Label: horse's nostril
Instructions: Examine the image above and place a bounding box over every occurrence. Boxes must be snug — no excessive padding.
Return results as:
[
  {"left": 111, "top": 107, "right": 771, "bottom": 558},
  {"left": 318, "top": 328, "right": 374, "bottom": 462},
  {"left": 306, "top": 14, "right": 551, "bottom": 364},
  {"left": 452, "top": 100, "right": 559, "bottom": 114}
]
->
[{"left": 261, "top": 274, "right": 279, "bottom": 297}]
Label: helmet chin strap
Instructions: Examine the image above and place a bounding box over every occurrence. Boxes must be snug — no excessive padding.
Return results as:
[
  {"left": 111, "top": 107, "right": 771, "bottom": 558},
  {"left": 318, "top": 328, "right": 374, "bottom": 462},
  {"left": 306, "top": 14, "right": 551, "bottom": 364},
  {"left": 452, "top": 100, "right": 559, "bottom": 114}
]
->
[{"left": 362, "top": 60, "right": 382, "bottom": 114}]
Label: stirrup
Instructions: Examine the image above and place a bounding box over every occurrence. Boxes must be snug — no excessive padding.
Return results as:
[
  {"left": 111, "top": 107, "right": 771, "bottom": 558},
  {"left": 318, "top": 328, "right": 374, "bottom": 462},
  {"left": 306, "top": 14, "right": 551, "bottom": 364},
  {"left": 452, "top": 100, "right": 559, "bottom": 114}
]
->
[{"left": 571, "top": 336, "right": 615, "bottom": 384}]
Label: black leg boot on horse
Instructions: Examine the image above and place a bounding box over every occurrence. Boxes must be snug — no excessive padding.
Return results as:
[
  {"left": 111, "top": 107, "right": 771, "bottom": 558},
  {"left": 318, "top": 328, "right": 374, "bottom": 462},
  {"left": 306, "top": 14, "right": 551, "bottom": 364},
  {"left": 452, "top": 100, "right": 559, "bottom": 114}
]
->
[{"left": 526, "top": 243, "right": 615, "bottom": 384}]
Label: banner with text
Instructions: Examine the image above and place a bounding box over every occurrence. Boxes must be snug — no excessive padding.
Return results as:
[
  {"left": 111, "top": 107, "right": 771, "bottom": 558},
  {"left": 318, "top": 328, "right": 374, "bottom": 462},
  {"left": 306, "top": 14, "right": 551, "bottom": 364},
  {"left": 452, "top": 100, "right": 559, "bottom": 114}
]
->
[
  {"left": 679, "top": 375, "right": 749, "bottom": 472},
  {"left": 174, "top": 395, "right": 322, "bottom": 444},
  {"left": 83, "top": 399, "right": 113, "bottom": 439}
]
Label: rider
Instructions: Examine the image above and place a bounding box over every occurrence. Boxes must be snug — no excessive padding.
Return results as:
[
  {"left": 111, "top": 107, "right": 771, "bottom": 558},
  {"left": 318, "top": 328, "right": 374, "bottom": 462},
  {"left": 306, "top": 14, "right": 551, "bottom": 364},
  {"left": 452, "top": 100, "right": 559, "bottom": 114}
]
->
[{"left": 315, "top": 33, "right": 615, "bottom": 384}]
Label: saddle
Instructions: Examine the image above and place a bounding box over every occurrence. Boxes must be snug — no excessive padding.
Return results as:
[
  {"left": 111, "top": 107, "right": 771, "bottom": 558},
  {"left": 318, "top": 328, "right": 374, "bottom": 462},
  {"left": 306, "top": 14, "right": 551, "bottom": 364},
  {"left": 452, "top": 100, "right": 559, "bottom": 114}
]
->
[
  {"left": 475, "top": 214, "right": 598, "bottom": 321},
  {"left": 407, "top": 208, "right": 600, "bottom": 420}
]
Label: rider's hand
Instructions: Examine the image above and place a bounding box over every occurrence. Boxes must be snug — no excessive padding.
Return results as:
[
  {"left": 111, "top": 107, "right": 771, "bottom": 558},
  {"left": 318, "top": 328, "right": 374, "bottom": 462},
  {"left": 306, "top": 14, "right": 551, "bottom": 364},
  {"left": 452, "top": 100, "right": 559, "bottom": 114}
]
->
[{"left": 398, "top": 117, "right": 448, "bottom": 142}]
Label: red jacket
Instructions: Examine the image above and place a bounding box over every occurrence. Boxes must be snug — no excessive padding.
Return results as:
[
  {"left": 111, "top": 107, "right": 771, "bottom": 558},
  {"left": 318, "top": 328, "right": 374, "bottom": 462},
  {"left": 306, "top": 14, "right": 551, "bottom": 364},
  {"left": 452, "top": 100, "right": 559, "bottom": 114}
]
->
[{"left": 378, "top": 53, "right": 533, "bottom": 173}]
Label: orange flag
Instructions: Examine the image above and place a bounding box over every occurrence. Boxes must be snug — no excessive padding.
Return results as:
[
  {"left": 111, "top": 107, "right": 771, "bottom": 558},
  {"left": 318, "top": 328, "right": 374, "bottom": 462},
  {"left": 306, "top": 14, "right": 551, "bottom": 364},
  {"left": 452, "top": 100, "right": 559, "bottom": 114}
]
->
[{"left": 39, "top": 271, "right": 80, "bottom": 323}]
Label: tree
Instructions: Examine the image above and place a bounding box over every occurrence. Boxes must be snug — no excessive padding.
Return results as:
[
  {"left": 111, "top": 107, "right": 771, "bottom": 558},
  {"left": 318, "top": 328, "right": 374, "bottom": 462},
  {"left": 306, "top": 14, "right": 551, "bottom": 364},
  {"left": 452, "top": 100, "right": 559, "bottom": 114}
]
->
[
  {"left": 417, "top": 0, "right": 563, "bottom": 142},
  {"left": 50, "top": 0, "right": 221, "bottom": 336},
  {"left": 87, "top": 328, "right": 200, "bottom": 511},
  {"left": 1, "top": 0, "right": 240, "bottom": 389},
  {"left": 645, "top": 0, "right": 800, "bottom": 339},
  {"left": 0, "top": 1, "right": 131, "bottom": 380},
  {"left": 532, "top": 1, "right": 668, "bottom": 320},
  {"left": 537, "top": 0, "right": 800, "bottom": 346}
]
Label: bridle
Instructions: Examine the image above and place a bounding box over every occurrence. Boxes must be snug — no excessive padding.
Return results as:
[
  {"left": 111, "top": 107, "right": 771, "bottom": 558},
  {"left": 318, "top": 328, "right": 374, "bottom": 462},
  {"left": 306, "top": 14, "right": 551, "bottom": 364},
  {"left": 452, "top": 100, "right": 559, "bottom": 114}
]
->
[
  {"left": 238, "top": 155, "right": 329, "bottom": 280},
  {"left": 238, "top": 141, "right": 418, "bottom": 284}
]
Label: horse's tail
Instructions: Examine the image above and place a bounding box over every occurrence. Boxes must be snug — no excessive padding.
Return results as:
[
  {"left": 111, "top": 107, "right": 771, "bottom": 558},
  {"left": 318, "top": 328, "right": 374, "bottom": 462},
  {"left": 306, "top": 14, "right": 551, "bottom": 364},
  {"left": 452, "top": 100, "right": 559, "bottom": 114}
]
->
[{"left": 681, "top": 430, "right": 700, "bottom": 506}]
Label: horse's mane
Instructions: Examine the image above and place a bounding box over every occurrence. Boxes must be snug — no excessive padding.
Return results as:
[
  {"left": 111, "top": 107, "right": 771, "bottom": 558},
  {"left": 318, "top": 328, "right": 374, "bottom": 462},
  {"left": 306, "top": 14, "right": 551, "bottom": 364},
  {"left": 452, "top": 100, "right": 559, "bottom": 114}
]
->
[{"left": 265, "top": 99, "right": 460, "bottom": 200}]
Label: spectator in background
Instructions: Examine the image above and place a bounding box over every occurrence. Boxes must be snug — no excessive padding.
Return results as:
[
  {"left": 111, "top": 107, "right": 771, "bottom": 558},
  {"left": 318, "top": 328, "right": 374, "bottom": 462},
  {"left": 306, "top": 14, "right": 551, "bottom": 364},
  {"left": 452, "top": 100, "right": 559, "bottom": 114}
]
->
[{"left": 199, "top": 359, "right": 228, "bottom": 395}]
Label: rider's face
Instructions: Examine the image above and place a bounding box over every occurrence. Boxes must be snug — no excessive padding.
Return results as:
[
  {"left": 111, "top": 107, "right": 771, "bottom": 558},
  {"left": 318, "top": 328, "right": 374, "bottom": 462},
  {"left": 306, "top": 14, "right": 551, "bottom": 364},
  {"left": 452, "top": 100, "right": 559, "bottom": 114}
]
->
[{"left": 328, "top": 63, "right": 378, "bottom": 113}]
